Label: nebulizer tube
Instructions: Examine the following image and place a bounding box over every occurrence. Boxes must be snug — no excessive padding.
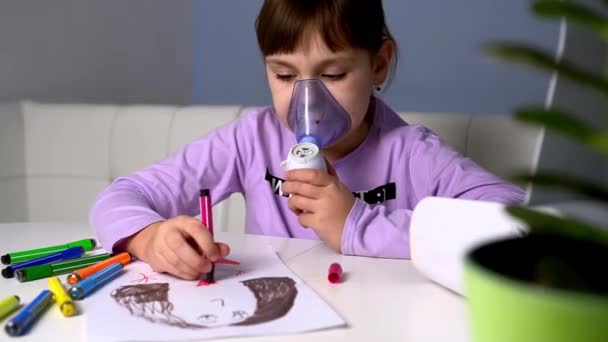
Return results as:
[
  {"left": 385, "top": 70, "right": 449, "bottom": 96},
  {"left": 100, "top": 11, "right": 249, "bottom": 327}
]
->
[{"left": 281, "top": 79, "right": 351, "bottom": 172}]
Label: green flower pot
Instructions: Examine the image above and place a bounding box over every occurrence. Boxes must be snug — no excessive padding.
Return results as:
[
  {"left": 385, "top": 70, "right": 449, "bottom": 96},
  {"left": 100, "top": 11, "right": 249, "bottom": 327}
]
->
[{"left": 465, "top": 234, "right": 608, "bottom": 342}]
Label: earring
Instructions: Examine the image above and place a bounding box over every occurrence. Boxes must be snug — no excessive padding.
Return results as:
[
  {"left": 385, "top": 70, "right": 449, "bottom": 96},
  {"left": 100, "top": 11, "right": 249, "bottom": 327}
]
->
[{"left": 375, "top": 86, "right": 381, "bottom": 91}]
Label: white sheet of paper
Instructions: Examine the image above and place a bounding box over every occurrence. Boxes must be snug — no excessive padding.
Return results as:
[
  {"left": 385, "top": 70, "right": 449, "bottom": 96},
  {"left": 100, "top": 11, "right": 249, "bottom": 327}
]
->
[{"left": 85, "top": 238, "right": 345, "bottom": 341}]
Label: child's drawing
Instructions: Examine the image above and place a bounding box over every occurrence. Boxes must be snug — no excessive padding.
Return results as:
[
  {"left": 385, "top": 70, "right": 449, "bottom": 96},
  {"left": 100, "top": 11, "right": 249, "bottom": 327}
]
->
[
  {"left": 85, "top": 242, "right": 344, "bottom": 342},
  {"left": 111, "top": 277, "right": 297, "bottom": 328},
  {"left": 235, "top": 269, "right": 249, "bottom": 276},
  {"left": 196, "top": 279, "right": 216, "bottom": 287},
  {"left": 131, "top": 272, "right": 158, "bottom": 284}
]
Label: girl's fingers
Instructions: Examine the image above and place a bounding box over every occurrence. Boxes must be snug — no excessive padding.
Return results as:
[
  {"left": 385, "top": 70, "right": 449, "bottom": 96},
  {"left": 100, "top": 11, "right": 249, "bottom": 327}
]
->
[
  {"left": 288, "top": 203, "right": 304, "bottom": 215},
  {"left": 216, "top": 242, "right": 231, "bottom": 258},
  {"left": 156, "top": 257, "right": 198, "bottom": 280},
  {"left": 174, "top": 238, "right": 209, "bottom": 273},
  {"left": 150, "top": 216, "right": 233, "bottom": 280},
  {"left": 160, "top": 248, "right": 201, "bottom": 280},
  {"left": 165, "top": 228, "right": 208, "bottom": 271},
  {"left": 179, "top": 219, "right": 221, "bottom": 261},
  {"left": 297, "top": 212, "right": 315, "bottom": 229},
  {"left": 286, "top": 169, "right": 332, "bottom": 186},
  {"left": 282, "top": 181, "right": 323, "bottom": 199},
  {"left": 288, "top": 195, "right": 316, "bottom": 213}
]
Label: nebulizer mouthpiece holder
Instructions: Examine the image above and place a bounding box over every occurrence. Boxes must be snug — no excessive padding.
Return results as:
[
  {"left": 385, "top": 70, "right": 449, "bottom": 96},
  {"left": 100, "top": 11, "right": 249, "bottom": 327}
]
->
[
  {"left": 282, "top": 141, "right": 327, "bottom": 172},
  {"left": 281, "top": 79, "right": 351, "bottom": 172}
]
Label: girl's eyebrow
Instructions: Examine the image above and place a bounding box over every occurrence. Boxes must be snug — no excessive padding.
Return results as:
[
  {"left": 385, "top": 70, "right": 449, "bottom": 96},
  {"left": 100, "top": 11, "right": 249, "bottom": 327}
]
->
[
  {"left": 266, "top": 59, "right": 295, "bottom": 68},
  {"left": 266, "top": 56, "right": 355, "bottom": 69}
]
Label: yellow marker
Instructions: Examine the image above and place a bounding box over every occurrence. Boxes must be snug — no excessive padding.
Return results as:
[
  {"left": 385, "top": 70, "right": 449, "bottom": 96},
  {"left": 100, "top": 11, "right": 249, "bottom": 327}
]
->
[
  {"left": 0, "top": 295, "right": 20, "bottom": 320},
  {"left": 48, "top": 276, "right": 76, "bottom": 316}
]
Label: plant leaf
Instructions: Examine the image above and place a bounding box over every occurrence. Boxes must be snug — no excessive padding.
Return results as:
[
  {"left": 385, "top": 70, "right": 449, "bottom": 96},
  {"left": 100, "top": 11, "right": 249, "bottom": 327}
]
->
[
  {"left": 513, "top": 172, "right": 608, "bottom": 202},
  {"left": 533, "top": 1, "right": 608, "bottom": 40},
  {"left": 483, "top": 43, "right": 608, "bottom": 96},
  {"left": 515, "top": 106, "right": 608, "bottom": 152},
  {"left": 507, "top": 206, "right": 608, "bottom": 246},
  {"left": 590, "top": 133, "right": 608, "bottom": 152}
]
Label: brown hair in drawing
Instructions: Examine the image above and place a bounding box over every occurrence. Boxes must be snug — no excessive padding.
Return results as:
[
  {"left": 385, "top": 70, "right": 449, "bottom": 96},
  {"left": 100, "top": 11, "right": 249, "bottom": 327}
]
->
[
  {"left": 232, "top": 277, "right": 297, "bottom": 325},
  {"left": 110, "top": 277, "right": 297, "bottom": 329}
]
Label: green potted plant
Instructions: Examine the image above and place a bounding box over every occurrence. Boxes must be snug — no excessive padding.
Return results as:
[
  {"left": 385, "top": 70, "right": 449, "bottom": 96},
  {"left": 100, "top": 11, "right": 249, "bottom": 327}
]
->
[{"left": 464, "top": 1, "right": 608, "bottom": 341}]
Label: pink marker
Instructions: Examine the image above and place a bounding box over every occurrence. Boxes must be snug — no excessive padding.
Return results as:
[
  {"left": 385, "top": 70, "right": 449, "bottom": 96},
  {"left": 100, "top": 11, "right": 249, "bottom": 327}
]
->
[
  {"left": 328, "top": 263, "right": 343, "bottom": 284},
  {"left": 200, "top": 189, "right": 215, "bottom": 283}
]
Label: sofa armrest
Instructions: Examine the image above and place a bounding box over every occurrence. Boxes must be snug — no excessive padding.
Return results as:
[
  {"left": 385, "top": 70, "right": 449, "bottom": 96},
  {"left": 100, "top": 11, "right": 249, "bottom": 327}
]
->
[{"left": 0, "top": 102, "right": 27, "bottom": 221}]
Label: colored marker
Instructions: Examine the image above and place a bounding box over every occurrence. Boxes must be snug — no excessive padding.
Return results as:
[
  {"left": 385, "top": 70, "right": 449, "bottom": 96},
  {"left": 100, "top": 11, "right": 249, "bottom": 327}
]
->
[
  {"left": 0, "top": 296, "right": 20, "bottom": 321},
  {"left": 4, "top": 290, "right": 52, "bottom": 336},
  {"left": 1, "top": 238, "right": 96, "bottom": 265},
  {"left": 67, "top": 252, "right": 132, "bottom": 285},
  {"left": 69, "top": 263, "right": 123, "bottom": 300},
  {"left": 328, "top": 263, "right": 343, "bottom": 284},
  {"left": 15, "top": 253, "right": 112, "bottom": 282},
  {"left": 2, "top": 246, "right": 85, "bottom": 279},
  {"left": 48, "top": 277, "right": 76, "bottom": 317},
  {"left": 200, "top": 189, "right": 215, "bottom": 283}
]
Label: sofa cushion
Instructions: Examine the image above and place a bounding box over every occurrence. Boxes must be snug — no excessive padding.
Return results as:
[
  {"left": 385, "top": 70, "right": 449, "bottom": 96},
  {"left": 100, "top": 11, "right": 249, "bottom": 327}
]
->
[{"left": 0, "top": 102, "right": 542, "bottom": 233}]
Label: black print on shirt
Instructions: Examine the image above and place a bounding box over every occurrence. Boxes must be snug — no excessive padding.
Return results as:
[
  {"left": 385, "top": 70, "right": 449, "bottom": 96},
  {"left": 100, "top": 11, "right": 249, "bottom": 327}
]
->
[
  {"left": 352, "top": 182, "right": 397, "bottom": 204},
  {"left": 264, "top": 168, "right": 396, "bottom": 204},
  {"left": 265, "top": 169, "right": 290, "bottom": 197}
]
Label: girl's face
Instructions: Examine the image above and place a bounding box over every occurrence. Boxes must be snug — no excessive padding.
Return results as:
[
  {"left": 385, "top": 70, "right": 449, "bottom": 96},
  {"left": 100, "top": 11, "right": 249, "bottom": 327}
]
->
[
  {"left": 265, "top": 28, "right": 392, "bottom": 154},
  {"left": 171, "top": 281, "right": 257, "bottom": 327}
]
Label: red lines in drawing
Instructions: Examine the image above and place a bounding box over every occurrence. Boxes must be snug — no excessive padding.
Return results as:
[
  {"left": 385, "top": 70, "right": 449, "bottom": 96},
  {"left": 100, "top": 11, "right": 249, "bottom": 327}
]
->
[{"left": 131, "top": 272, "right": 158, "bottom": 284}]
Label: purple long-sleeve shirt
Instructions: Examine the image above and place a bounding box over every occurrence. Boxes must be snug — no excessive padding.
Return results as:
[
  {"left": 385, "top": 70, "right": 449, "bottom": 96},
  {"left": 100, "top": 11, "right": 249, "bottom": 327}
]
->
[{"left": 90, "top": 98, "right": 524, "bottom": 258}]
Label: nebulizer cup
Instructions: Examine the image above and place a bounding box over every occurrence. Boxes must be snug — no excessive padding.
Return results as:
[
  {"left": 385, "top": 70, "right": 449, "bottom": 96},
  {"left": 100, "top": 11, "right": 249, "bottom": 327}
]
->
[{"left": 281, "top": 79, "right": 351, "bottom": 172}]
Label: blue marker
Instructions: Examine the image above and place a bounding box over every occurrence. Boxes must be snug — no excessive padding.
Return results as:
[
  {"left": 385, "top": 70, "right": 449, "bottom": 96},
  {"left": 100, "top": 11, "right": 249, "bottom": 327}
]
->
[
  {"left": 1, "top": 246, "right": 85, "bottom": 279},
  {"left": 69, "top": 263, "right": 123, "bottom": 300},
  {"left": 4, "top": 290, "right": 53, "bottom": 336}
]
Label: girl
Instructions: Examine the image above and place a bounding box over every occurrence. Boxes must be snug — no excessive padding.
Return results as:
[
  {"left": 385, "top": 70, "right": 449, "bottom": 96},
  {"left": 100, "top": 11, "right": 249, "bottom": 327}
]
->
[{"left": 90, "top": 0, "right": 524, "bottom": 280}]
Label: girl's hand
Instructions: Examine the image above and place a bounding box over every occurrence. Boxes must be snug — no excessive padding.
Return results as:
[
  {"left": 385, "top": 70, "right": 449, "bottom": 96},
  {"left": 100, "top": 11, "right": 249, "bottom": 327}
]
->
[
  {"left": 282, "top": 164, "right": 355, "bottom": 252},
  {"left": 125, "top": 216, "right": 230, "bottom": 280}
]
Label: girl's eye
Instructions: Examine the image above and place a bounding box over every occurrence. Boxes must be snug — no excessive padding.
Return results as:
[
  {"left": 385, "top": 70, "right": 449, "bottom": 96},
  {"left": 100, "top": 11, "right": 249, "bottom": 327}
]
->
[
  {"left": 232, "top": 310, "right": 248, "bottom": 320},
  {"left": 197, "top": 314, "right": 218, "bottom": 323},
  {"left": 276, "top": 74, "right": 296, "bottom": 81},
  {"left": 322, "top": 73, "right": 346, "bottom": 81}
]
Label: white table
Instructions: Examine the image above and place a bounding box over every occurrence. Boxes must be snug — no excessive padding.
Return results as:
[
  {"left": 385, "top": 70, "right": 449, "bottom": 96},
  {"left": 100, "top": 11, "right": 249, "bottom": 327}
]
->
[{"left": 0, "top": 223, "right": 469, "bottom": 341}]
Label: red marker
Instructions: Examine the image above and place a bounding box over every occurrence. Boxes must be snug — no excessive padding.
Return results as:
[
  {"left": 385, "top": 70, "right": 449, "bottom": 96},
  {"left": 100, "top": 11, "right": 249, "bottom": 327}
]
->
[
  {"left": 200, "top": 189, "right": 215, "bottom": 283},
  {"left": 328, "top": 263, "right": 343, "bottom": 284}
]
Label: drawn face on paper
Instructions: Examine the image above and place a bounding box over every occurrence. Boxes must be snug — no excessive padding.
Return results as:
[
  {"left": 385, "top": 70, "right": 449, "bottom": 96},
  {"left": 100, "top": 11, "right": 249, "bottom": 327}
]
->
[
  {"left": 176, "top": 281, "right": 256, "bottom": 327},
  {"left": 111, "top": 277, "right": 297, "bottom": 329}
]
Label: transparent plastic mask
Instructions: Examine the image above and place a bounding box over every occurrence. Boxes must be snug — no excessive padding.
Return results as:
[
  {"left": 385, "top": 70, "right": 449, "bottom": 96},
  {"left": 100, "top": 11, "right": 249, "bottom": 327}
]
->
[{"left": 286, "top": 79, "right": 351, "bottom": 147}]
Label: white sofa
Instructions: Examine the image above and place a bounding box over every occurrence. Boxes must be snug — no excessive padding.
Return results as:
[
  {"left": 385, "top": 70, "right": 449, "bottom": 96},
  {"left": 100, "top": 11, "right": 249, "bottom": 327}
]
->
[{"left": 0, "top": 101, "right": 543, "bottom": 233}]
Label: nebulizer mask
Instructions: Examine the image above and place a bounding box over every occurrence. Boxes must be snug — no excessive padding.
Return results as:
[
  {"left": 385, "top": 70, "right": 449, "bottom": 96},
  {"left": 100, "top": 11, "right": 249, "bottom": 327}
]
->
[{"left": 281, "top": 79, "right": 351, "bottom": 172}]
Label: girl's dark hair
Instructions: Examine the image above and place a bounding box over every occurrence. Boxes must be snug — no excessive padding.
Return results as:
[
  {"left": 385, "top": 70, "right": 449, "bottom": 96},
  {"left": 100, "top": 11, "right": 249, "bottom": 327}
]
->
[{"left": 255, "top": 0, "right": 398, "bottom": 74}]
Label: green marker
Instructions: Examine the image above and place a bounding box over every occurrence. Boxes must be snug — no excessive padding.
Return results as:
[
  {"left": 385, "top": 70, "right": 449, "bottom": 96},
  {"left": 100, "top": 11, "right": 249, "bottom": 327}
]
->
[
  {"left": 1, "top": 239, "right": 97, "bottom": 265},
  {"left": 15, "top": 253, "right": 111, "bottom": 282},
  {"left": 0, "top": 295, "right": 20, "bottom": 321}
]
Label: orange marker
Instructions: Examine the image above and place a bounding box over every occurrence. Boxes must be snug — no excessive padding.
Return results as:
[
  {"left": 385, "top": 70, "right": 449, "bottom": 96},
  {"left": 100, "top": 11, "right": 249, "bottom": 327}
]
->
[{"left": 67, "top": 252, "right": 132, "bottom": 285}]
